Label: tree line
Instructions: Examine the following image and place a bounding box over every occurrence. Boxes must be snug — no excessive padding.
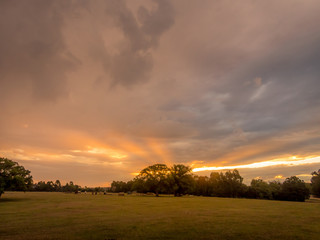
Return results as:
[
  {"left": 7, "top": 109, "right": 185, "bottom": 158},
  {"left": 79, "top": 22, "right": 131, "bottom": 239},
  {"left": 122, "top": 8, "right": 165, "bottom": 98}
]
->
[
  {"left": 1, "top": 157, "right": 320, "bottom": 202},
  {"left": 111, "top": 163, "right": 320, "bottom": 202},
  {"left": 32, "top": 180, "right": 81, "bottom": 193},
  {"left": 0, "top": 158, "right": 106, "bottom": 195},
  {"left": 31, "top": 180, "right": 107, "bottom": 193}
]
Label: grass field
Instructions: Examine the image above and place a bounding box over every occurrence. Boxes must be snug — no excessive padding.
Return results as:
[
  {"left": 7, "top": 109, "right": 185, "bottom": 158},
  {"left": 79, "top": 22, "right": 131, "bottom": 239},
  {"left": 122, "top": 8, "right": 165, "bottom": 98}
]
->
[{"left": 1, "top": 192, "right": 320, "bottom": 240}]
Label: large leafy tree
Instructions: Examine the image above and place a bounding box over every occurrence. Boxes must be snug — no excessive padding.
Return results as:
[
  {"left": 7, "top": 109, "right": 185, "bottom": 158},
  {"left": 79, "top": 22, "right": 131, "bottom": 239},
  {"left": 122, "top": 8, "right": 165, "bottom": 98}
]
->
[
  {"left": 249, "top": 179, "right": 272, "bottom": 199},
  {"left": 311, "top": 169, "right": 320, "bottom": 197},
  {"left": 169, "top": 164, "right": 194, "bottom": 196},
  {"left": 111, "top": 180, "right": 130, "bottom": 192},
  {"left": 219, "top": 170, "right": 245, "bottom": 198},
  {"left": 62, "top": 181, "right": 80, "bottom": 193},
  {"left": 208, "top": 170, "right": 245, "bottom": 197},
  {"left": 209, "top": 172, "right": 222, "bottom": 196},
  {"left": 193, "top": 175, "right": 210, "bottom": 196},
  {"left": 268, "top": 180, "right": 282, "bottom": 200},
  {"left": 136, "top": 164, "right": 169, "bottom": 196},
  {"left": 54, "top": 180, "right": 62, "bottom": 192},
  {"left": 280, "top": 176, "right": 310, "bottom": 202},
  {"left": 0, "top": 157, "right": 33, "bottom": 197}
]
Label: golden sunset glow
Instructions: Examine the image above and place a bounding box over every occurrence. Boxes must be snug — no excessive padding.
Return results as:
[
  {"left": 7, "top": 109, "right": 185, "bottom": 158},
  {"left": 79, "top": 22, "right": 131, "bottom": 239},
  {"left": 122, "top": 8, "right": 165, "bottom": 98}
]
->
[
  {"left": 130, "top": 172, "right": 140, "bottom": 176},
  {"left": 274, "top": 175, "right": 284, "bottom": 179},
  {"left": 87, "top": 146, "right": 127, "bottom": 159},
  {"left": 192, "top": 156, "right": 320, "bottom": 173},
  {"left": 146, "top": 139, "right": 174, "bottom": 166}
]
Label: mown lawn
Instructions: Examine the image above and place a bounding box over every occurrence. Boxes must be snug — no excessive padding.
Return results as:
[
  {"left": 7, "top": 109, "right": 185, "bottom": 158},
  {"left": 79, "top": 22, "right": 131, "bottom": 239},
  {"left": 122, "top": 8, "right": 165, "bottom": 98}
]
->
[{"left": 0, "top": 192, "right": 319, "bottom": 240}]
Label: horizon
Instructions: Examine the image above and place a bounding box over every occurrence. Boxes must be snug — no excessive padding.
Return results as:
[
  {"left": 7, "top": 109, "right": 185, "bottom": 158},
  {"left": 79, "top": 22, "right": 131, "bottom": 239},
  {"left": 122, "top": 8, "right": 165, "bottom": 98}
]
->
[{"left": 1, "top": 0, "right": 320, "bottom": 187}]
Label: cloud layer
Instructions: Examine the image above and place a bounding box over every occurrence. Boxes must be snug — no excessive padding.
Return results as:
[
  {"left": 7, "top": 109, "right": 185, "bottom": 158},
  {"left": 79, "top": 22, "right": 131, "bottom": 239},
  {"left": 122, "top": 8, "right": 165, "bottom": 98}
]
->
[{"left": 1, "top": 0, "right": 320, "bottom": 186}]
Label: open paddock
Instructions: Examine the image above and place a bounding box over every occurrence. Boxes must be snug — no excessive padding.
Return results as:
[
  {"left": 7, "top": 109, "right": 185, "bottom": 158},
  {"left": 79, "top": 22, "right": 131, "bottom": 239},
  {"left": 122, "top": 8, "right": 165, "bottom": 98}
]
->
[{"left": 1, "top": 192, "right": 319, "bottom": 239}]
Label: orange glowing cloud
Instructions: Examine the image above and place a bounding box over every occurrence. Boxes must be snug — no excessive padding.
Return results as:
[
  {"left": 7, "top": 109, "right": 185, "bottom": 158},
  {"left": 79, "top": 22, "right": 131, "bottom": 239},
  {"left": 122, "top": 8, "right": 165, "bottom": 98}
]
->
[
  {"left": 72, "top": 146, "right": 128, "bottom": 159},
  {"left": 274, "top": 175, "right": 284, "bottom": 179}
]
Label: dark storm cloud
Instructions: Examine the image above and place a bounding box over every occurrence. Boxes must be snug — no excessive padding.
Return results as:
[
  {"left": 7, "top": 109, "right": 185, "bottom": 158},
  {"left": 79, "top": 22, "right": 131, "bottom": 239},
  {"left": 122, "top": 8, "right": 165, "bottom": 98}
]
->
[
  {"left": 0, "top": 0, "right": 77, "bottom": 101},
  {"left": 166, "top": 0, "right": 320, "bottom": 140},
  {"left": 105, "top": 0, "right": 175, "bottom": 86},
  {"left": 0, "top": 0, "right": 175, "bottom": 101},
  {"left": 138, "top": 0, "right": 320, "bottom": 170}
]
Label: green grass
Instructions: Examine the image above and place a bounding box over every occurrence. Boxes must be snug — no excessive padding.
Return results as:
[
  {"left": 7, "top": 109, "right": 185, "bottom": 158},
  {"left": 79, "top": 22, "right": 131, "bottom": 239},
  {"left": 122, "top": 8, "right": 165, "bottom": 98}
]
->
[{"left": 1, "top": 192, "right": 319, "bottom": 240}]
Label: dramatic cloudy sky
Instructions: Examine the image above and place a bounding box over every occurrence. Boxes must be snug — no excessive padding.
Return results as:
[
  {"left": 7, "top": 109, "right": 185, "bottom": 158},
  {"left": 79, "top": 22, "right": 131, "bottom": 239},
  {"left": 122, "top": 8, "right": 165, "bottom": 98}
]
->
[{"left": 1, "top": 0, "right": 320, "bottom": 186}]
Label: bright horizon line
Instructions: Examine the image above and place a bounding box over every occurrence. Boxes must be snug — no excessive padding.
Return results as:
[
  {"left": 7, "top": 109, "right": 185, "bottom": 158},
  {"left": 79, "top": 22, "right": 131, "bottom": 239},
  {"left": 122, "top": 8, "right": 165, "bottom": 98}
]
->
[{"left": 192, "top": 156, "right": 320, "bottom": 172}]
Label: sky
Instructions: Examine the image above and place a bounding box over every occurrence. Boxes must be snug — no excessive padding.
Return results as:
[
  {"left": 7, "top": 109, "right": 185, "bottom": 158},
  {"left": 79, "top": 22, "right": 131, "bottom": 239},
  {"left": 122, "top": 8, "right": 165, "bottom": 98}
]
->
[{"left": 1, "top": 0, "right": 320, "bottom": 186}]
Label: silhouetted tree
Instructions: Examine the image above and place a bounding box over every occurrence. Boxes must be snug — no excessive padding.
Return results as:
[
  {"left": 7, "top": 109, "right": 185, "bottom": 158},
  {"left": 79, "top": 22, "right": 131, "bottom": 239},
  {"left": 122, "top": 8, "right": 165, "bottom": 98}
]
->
[
  {"left": 111, "top": 181, "right": 128, "bottom": 192},
  {"left": 310, "top": 169, "right": 320, "bottom": 197},
  {"left": 209, "top": 172, "right": 227, "bottom": 197},
  {"left": 219, "top": 170, "right": 245, "bottom": 198},
  {"left": 34, "top": 181, "right": 54, "bottom": 191},
  {"left": 132, "top": 177, "right": 149, "bottom": 193},
  {"left": 268, "top": 180, "right": 282, "bottom": 200},
  {"left": 135, "top": 164, "right": 169, "bottom": 196},
  {"left": 280, "top": 176, "right": 310, "bottom": 202},
  {"left": 126, "top": 180, "right": 134, "bottom": 192},
  {"left": 193, "top": 175, "right": 210, "bottom": 196},
  {"left": 169, "top": 164, "right": 194, "bottom": 196},
  {"left": 62, "top": 181, "right": 80, "bottom": 193},
  {"left": 33, "top": 180, "right": 80, "bottom": 192},
  {"left": 249, "top": 179, "right": 272, "bottom": 199},
  {"left": 0, "top": 157, "right": 33, "bottom": 197},
  {"left": 54, "top": 180, "right": 62, "bottom": 191}
]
